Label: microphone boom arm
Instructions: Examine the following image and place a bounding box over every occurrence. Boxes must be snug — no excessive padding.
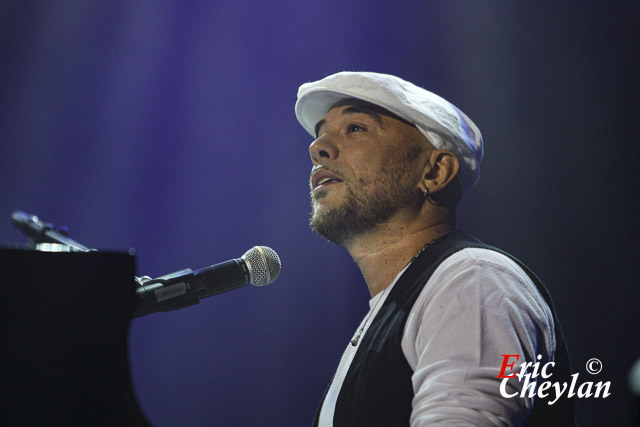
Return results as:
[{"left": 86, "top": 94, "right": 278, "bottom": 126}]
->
[{"left": 133, "top": 259, "right": 252, "bottom": 318}]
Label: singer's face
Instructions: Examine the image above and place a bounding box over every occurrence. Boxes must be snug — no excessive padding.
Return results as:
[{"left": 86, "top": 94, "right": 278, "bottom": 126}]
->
[{"left": 308, "top": 100, "right": 429, "bottom": 245}]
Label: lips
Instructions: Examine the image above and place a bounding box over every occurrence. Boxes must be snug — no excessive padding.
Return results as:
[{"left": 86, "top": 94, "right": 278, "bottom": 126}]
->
[{"left": 311, "top": 168, "right": 343, "bottom": 191}]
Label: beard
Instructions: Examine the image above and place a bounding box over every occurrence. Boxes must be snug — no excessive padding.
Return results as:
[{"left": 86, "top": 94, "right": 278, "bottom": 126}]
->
[{"left": 309, "top": 167, "right": 422, "bottom": 246}]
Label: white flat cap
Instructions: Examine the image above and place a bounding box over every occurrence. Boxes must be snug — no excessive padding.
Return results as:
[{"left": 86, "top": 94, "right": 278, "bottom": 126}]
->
[{"left": 295, "top": 71, "right": 483, "bottom": 191}]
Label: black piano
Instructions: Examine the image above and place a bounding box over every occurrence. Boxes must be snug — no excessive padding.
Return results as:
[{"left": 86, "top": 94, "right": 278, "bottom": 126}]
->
[{"left": 0, "top": 247, "right": 149, "bottom": 425}]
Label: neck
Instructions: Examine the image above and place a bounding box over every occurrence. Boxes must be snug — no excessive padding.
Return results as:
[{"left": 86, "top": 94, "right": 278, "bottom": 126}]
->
[{"left": 344, "top": 213, "right": 453, "bottom": 297}]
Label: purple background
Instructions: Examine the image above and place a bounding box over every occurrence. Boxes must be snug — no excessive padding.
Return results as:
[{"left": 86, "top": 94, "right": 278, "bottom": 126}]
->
[{"left": 1, "top": 2, "right": 638, "bottom": 426}]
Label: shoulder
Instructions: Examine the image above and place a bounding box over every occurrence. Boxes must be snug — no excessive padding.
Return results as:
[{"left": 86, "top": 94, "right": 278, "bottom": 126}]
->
[
  {"left": 403, "top": 246, "right": 556, "bottom": 367},
  {"left": 426, "top": 247, "right": 551, "bottom": 315},
  {"left": 436, "top": 247, "right": 534, "bottom": 285}
]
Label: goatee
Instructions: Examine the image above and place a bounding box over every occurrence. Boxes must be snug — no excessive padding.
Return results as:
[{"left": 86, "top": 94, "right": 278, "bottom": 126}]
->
[{"left": 309, "top": 173, "right": 421, "bottom": 246}]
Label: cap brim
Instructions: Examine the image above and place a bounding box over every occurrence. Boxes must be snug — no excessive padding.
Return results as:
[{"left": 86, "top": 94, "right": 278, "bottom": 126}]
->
[{"left": 296, "top": 89, "right": 352, "bottom": 137}]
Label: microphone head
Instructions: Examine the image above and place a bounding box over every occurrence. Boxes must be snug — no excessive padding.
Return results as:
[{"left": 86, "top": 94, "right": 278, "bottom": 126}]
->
[{"left": 242, "top": 246, "right": 281, "bottom": 286}]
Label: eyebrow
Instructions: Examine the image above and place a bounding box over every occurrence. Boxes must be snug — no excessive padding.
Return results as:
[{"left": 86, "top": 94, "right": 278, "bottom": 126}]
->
[
  {"left": 314, "top": 120, "right": 326, "bottom": 138},
  {"left": 314, "top": 106, "right": 384, "bottom": 137}
]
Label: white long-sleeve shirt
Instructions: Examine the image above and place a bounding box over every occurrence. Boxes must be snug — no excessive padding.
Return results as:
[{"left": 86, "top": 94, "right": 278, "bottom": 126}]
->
[{"left": 318, "top": 248, "right": 555, "bottom": 426}]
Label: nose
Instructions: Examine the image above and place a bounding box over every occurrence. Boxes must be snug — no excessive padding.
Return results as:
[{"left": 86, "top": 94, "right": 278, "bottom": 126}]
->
[{"left": 309, "top": 135, "right": 339, "bottom": 165}]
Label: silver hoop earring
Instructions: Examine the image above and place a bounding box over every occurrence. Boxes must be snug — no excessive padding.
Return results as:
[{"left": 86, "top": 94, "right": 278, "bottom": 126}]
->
[{"left": 423, "top": 187, "right": 429, "bottom": 199}]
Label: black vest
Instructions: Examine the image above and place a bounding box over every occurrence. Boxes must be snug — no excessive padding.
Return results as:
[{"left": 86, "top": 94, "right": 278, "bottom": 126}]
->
[{"left": 313, "top": 231, "right": 575, "bottom": 426}]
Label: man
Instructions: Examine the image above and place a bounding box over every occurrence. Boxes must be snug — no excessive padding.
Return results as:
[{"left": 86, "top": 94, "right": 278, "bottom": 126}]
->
[{"left": 295, "top": 72, "right": 575, "bottom": 426}]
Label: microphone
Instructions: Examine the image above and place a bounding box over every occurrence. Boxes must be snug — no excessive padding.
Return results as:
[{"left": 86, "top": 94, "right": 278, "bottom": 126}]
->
[{"left": 133, "top": 246, "right": 281, "bottom": 318}]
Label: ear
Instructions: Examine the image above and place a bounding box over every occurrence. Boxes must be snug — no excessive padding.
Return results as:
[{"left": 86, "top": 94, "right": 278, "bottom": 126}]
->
[{"left": 419, "top": 150, "right": 460, "bottom": 195}]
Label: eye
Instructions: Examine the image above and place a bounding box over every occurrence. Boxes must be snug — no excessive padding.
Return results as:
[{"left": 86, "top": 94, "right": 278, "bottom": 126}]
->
[{"left": 346, "top": 123, "right": 366, "bottom": 133}]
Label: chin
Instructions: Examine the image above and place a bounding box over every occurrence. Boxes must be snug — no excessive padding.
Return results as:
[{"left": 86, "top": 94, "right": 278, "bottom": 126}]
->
[{"left": 311, "top": 204, "right": 329, "bottom": 220}]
